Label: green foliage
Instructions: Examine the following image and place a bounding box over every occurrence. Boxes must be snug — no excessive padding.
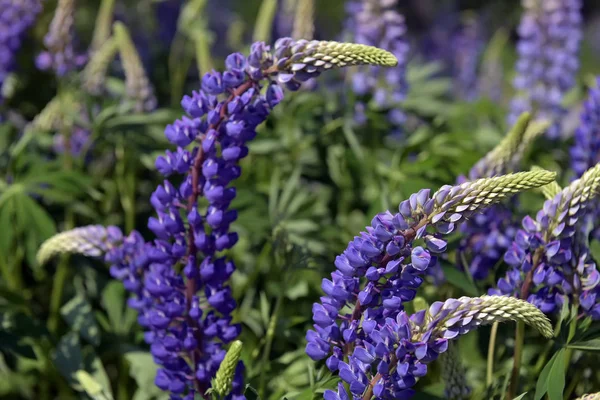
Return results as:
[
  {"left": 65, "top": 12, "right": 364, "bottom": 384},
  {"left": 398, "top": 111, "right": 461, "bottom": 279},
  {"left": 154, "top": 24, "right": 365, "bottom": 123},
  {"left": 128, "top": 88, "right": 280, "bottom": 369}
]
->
[{"left": 2, "top": 0, "right": 600, "bottom": 399}]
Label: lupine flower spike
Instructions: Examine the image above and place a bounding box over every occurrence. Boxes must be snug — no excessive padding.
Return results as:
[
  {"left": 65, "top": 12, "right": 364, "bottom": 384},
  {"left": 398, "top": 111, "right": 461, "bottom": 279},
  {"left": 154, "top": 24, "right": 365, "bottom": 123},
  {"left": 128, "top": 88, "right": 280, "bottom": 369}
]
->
[
  {"left": 457, "top": 113, "right": 550, "bottom": 281},
  {"left": 113, "top": 22, "right": 157, "bottom": 112},
  {"left": 440, "top": 343, "right": 470, "bottom": 400},
  {"left": 108, "top": 39, "right": 398, "bottom": 399},
  {"left": 509, "top": 0, "right": 583, "bottom": 138},
  {"left": 345, "top": 0, "right": 409, "bottom": 135},
  {"left": 307, "top": 170, "right": 555, "bottom": 399},
  {"left": 82, "top": 37, "right": 118, "bottom": 95},
  {"left": 37, "top": 225, "right": 124, "bottom": 265},
  {"left": 0, "top": 0, "right": 43, "bottom": 104},
  {"left": 570, "top": 77, "right": 600, "bottom": 240},
  {"left": 318, "top": 295, "right": 552, "bottom": 400},
  {"left": 492, "top": 163, "right": 600, "bottom": 319},
  {"left": 212, "top": 340, "right": 243, "bottom": 398},
  {"left": 36, "top": 0, "right": 87, "bottom": 76},
  {"left": 90, "top": 0, "right": 116, "bottom": 53}
]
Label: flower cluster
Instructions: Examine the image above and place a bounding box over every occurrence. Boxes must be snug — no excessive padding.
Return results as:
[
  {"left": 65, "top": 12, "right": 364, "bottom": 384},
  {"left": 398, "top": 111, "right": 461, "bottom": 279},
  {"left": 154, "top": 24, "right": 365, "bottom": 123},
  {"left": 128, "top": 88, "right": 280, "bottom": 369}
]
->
[
  {"left": 36, "top": 0, "right": 87, "bottom": 76},
  {"left": 344, "top": 0, "right": 409, "bottom": 135},
  {"left": 0, "top": 0, "right": 42, "bottom": 104},
  {"left": 141, "top": 38, "right": 397, "bottom": 398},
  {"left": 457, "top": 114, "right": 549, "bottom": 281},
  {"left": 306, "top": 170, "right": 555, "bottom": 399},
  {"left": 450, "top": 16, "right": 482, "bottom": 101},
  {"left": 320, "top": 295, "right": 552, "bottom": 400},
  {"left": 508, "top": 0, "right": 582, "bottom": 138},
  {"left": 570, "top": 78, "right": 600, "bottom": 240},
  {"left": 491, "top": 163, "right": 600, "bottom": 319}
]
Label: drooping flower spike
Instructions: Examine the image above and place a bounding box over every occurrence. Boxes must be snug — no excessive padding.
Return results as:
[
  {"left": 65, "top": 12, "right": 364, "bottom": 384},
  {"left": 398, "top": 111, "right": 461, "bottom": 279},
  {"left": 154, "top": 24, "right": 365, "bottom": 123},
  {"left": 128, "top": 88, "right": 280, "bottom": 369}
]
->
[
  {"left": 577, "top": 393, "right": 600, "bottom": 400},
  {"left": 37, "top": 225, "right": 124, "bottom": 265},
  {"left": 306, "top": 170, "right": 555, "bottom": 399},
  {"left": 492, "top": 163, "right": 600, "bottom": 319},
  {"left": 457, "top": 113, "right": 550, "bottom": 281},
  {"left": 320, "top": 295, "right": 552, "bottom": 400}
]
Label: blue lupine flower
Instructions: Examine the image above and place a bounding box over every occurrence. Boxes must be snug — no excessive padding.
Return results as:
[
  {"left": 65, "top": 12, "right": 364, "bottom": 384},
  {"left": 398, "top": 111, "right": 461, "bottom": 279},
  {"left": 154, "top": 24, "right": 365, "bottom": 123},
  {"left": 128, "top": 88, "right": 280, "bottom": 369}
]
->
[
  {"left": 344, "top": 0, "right": 409, "bottom": 136},
  {"left": 451, "top": 17, "right": 482, "bottom": 101},
  {"left": 0, "top": 0, "right": 42, "bottom": 103},
  {"left": 491, "top": 164, "right": 600, "bottom": 319},
  {"left": 306, "top": 170, "right": 556, "bottom": 398},
  {"left": 508, "top": 0, "right": 582, "bottom": 138},
  {"left": 570, "top": 78, "right": 600, "bottom": 240},
  {"left": 36, "top": 0, "right": 87, "bottom": 76}
]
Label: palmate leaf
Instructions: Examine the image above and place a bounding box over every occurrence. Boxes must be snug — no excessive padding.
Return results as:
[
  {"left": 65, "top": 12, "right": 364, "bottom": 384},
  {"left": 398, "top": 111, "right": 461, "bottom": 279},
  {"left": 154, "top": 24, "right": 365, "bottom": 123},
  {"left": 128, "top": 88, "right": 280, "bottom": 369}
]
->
[
  {"left": 125, "top": 352, "right": 168, "bottom": 400},
  {"left": 61, "top": 295, "right": 101, "bottom": 346}
]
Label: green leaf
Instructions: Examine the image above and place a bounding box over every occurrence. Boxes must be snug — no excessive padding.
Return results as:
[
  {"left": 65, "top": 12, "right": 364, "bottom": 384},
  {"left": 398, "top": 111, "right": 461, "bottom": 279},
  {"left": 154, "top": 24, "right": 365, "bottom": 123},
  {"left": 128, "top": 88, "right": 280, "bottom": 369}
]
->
[
  {"left": 101, "top": 281, "right": 137, "bottom": 335},
  {"left": 440, "top": 264, "right": 479, "bottom": 296},
  {"left": 52, "top": 332, "right": 84, "bottom": 385},
  {"left": 513, "top": 392, "right": 528, "bottom": 400},
  {"left": 244, "top": 384, "right": 261, "bottom": 400},
  {"left": 567, "top": 338, "right": 600, "bottom": 351},
  {"left": 125, "top": 351, "right": 168, "bottom": 400},
  {"left": 534, "top": 348, "right": 566, "bottom": 400},
  {"left": 61, "top": 295, "right": 101, "bottom": 346}
]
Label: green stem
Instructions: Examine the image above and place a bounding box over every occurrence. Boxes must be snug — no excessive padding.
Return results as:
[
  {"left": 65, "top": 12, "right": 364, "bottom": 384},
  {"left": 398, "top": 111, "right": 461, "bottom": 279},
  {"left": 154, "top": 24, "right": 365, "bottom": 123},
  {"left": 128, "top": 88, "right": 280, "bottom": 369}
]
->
[
  {"left": 507, "top": 321, "right": 525, "bottom": 400},
  {"left": 564, "top": 368, "right": 581, "bottom": 399},
  {"left": 117, "top": 356, "right": 129, "bottom": 400},
  {"left": 252, "top": 0, "right": 278, "bottom": 43},
  {"left": 487, "top": 322, "right": 499, "bottom": 387},
  {"left": 258, "top": 292, "right": 283, "bottom": 398}
]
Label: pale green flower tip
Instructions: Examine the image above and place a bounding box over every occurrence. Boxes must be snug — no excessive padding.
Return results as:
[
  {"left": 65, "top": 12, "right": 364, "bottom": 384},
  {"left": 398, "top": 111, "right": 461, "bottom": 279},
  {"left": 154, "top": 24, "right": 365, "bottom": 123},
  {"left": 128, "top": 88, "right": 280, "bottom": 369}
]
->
[
  {"left": 214, "top": 340, "right": 243, "bottom": 397},
  {"left": 576, "top": 393, "right": 600, "bottom": 400}
]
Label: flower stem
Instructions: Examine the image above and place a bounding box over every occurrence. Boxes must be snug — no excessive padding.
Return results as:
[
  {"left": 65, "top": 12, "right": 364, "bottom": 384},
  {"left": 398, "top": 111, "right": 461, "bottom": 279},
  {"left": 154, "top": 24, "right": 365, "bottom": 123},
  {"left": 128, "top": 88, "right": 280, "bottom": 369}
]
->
[
  {"left": 507, "top": 321, "right": 525, "bottom": 400},
  {"left": 486, "top": 321, "right": 499, "bottom": 386},
  {"left": 258, "top": 293, "right": 283, "bottom": 398}
]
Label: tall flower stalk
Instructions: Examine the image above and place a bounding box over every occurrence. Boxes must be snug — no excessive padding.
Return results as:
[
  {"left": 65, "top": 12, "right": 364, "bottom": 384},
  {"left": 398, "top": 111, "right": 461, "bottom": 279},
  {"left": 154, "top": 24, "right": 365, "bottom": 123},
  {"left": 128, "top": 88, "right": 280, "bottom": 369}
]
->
[
  {"left": 36, "top": 0, "right": 87, "bottom": 76},
  {"left": 306, "top": 170, "right": 555, "bottom": 399},
  {"left": 457, "top": 113, "right": 549, "bottom": 281},
  {"left": 508, "top": 0, "right": 582, "bottom": 138}
]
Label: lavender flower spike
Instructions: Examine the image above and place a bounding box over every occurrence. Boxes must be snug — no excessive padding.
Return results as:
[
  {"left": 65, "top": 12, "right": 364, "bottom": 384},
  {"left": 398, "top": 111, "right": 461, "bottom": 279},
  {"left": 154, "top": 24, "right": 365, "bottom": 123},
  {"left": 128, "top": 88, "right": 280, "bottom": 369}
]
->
[
  {"left": 508, "top": 0, "right": 582, "bottom": 138},
  {"left": 37, "top": 225, "right": 124, "bottom": 265},
  {"left": 113, "top": 22, "right": 157, "bottom": 112},
  {"left": 292, "top": 0, "right": 314, "bottom": 40},
  {"left": 140, "top": 38, "right": 398, "bottom": 398}
]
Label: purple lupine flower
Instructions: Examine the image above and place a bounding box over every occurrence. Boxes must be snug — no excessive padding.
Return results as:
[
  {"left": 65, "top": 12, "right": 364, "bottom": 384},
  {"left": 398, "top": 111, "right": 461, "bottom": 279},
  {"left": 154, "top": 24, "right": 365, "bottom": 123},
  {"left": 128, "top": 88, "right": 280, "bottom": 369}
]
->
[
  {"left": 508, "top": 0, "right": 582, "bottom": 138},
  {"left": 344, "top": 0, "right": 409, "bottom": 136},
  {"left": 306, "top": 170, "right": 556, "bottom": 398},
  {"left": 320, "top": 293, "right": 552, "bottom": 400},
  {"left": 53, "top": 126, "right": 92, "bottom": 157},
  {"left": 0, "top": 0, "right": 42, "bottom": 104},
  {"left": 569, "top": 78, "right": 600, "bottom": 240},
  {"left": 139, "top": 39, "right": 398, "bottom": 398},
  {"left": 451, "top": 17, "right": 483, "bottom": 101},
  {"left": 36, "top": 0, "right": 87, "bottom": 76},
  {"left": 491, "top": 164, "right": 600, "bottom": 319}
]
